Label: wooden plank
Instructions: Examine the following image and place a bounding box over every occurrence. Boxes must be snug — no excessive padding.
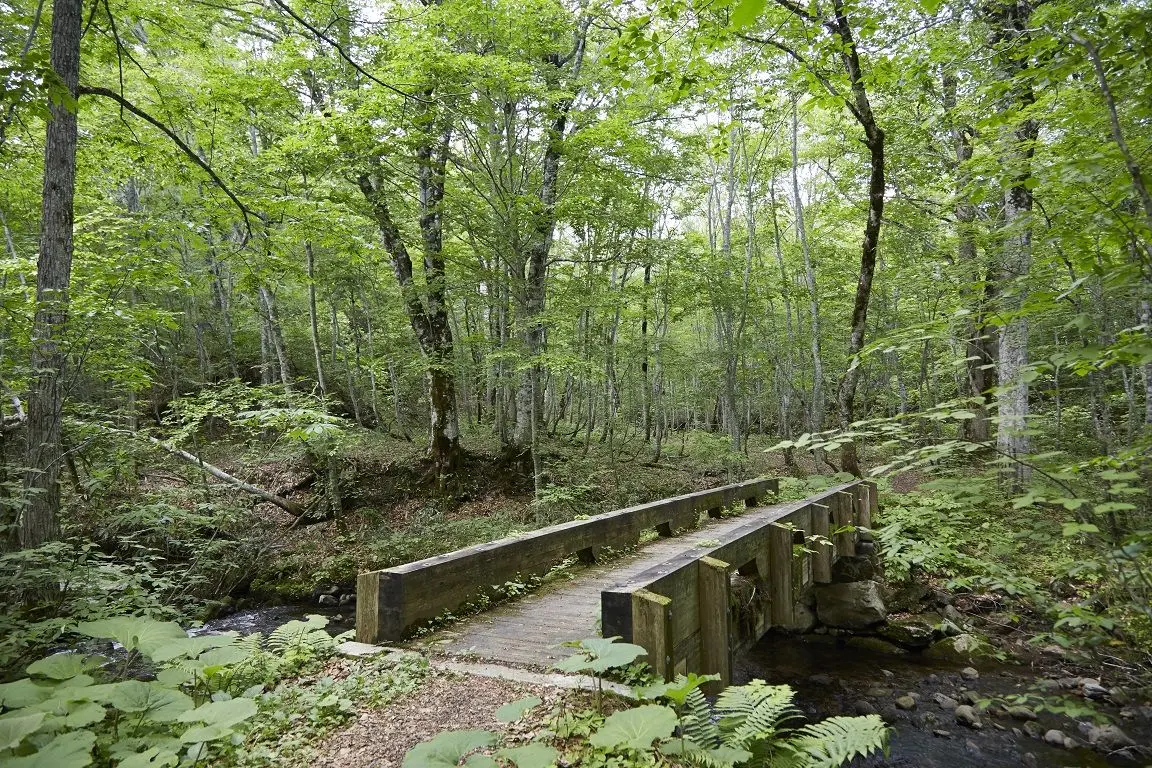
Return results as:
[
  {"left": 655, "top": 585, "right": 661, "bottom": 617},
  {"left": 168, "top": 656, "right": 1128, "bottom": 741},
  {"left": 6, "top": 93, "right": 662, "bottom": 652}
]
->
[
  {"left": 633, "top": 589, "right": 673, "bottom": 681},
  {"left": 809, "top": 502, "right": 832, "bottom": 584},
  {"left": 355, "top": 571, "right": 381, "bottom": 643},
  {"left": 697, "top": 556, "right": 731, "bottom": 693},
  {"left": 833, "top": 491, "right": 856, "bottom": 558},
  {"left": 768, "top": 523, "right": 794, "bottom": 627}
]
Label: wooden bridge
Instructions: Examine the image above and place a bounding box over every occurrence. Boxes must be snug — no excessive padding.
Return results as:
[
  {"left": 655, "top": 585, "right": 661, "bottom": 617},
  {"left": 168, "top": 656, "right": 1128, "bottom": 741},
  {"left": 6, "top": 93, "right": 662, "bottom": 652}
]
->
[{"left": 356, "top": 477, "right": 877, "bottom": 686}]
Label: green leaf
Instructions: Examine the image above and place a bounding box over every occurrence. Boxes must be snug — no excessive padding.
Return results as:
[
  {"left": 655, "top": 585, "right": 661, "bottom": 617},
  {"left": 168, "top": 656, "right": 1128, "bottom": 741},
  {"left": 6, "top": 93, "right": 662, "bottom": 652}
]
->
[
  {"left": 177, "top": 696, "right": 256, "bottom": 728},
  {"left": 108, "top": 681, "right": 194, "bottom": 722},
  {"left": 178, "top": 723, "right": 235, "bottom": 744},
  {"left": 1061, "top": 522, "right": 1100, "bottom": 537},
  {"left": 63, "top": 702, "right": 107, "bottom": 728},
  {"left": 7, "top": 729, "right": 96, "bottom": 768},
  {"left": 402, "top": 730, "right": 497, "bottom": 768},
  {"left": 149, "top": 634, "right": 237, "bottom": 663},
  {"left": 26, "top": 654, "right": 102, "bottom": 681},
  {"left": 0, "top": 679, "right": 55, "bottom": 709},
  {"left": 495, "top": 696, "right": 541, "bottom": 723},
  {"left": 76, "top": 618, "right": 186, "bottom": 656},
  {"left": 589, "top": 705, "right": 677, "bottom": 751},
  {"left": 635, "top": 673, "right": 719, "bottom": 705},
  {"left": 0, "top": 711, "right": 47, "bottom": 749},
  {"left": 498, "top": 743, "right": 559, "bottom": 768}
]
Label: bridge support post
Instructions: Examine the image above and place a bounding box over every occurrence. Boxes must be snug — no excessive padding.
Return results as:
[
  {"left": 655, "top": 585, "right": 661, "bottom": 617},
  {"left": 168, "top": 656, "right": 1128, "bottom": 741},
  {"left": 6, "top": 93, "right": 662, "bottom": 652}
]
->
[
  {"left": 809, "top": 503, "right": 832, "bottom": 583},
  {"left": 697, "top": 556, "right": 731, "bottom": 694},
  {"left": 833, "top": 491, "right": 857, "bottom": 558},
  {"left": 768, "top": 523, "right": 794, "bottom": 627},
  {"left": 633, "top": 589, "right": 673, "bottom": 681}
]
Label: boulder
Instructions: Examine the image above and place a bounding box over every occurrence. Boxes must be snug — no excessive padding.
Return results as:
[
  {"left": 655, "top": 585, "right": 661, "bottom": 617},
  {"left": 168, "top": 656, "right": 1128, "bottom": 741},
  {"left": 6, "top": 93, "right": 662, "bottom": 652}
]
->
[
  {"left": 885, "top": 580, "right": 932, "bottom": 612},
  {"left": 814, "top": 580, "right": 887, "bottom": 629},
  {"left": 960, "top": 666, "right": 979, "bottom": 680},
  {"left": 895, "top": 696, "right": 917, "bottom": 711},
  {"left": 923, "top": 633, "right": 995, "bottom": 664},
  {"left": 846, "top": 636, "right": 908, "bottom": 655},
  {"left": 832, "top": 555, "right": 876, "bottom": 583},
  {"left": 317, "top": 594, "right": 338, "bottom": 606},
  {"left": 791, "top": 602, "right": 818, "bottom": 633},
  {"left": 879, "top": 618, "right": 935, "bottom": 649},
  {"left": 853, "top": 700, "right": 878, "bottom": 716},
  {"left": 1086, "top": 724, "right": 1136, "bottom": 753},
  {"left": 1005, "top": 705, "right": 1037, "bottom": 721},
  {"left": 933, "top": 692, "right": 959, "bottom": 710}
]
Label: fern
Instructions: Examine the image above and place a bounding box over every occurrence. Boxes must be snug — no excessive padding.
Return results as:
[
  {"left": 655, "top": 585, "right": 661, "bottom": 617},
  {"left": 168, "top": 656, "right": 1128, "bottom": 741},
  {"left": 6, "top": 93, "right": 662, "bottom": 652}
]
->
[
  {"left": 787, "top": 715, "right": 889, "bottom": 768},
  {"left": 679, "top": 687, "right": 721, "bottom": 747},
  {"left": 715, "top": 681, "right": 801, "bottom": 751}
]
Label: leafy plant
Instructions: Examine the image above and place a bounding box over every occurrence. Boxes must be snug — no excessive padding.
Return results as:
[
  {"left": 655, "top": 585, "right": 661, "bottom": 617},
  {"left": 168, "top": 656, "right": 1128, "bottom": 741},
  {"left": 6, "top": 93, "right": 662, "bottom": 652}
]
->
[{"left": 554, "top": 637, "right": 647, "bottom": 712}]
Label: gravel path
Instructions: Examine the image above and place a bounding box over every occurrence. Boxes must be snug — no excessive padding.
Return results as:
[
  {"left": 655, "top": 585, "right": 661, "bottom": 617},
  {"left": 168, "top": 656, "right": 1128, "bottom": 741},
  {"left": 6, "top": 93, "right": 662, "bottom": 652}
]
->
[{"left": 311, "top": 672, "right": 562, "bottom": 768}]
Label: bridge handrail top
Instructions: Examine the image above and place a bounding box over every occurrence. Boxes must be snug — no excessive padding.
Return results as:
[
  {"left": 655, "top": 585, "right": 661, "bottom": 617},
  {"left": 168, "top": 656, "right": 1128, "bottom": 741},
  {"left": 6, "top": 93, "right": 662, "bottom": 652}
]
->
[
  {"left": 365, "top": 477, "right": 777, "bottom": 576},
  {"left": 602, "top": 479, "right": 867, "bottom": 595}
]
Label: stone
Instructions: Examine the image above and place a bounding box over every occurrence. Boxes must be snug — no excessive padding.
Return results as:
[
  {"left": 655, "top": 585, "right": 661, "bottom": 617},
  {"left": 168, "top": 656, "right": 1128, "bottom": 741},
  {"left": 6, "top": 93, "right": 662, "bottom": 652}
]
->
[
  {"left": 960, "top": 690, "right": 981, "bottom": 706},
  {"left": 960, "top": 666, "right": 979, "bottom": 680},
  {"left": 942, "top": 604, "right": 962, "bottom": 622},
  {"left": 1021, "top": 752, "right": 1038, "bottom": 767},
  {"left": 846, "top": 636, "right": 908, "bottom": 655},
  {"left": 1035, "top": 678, "right": 1060, "bottom": 692},
  {"left": 923, "top": 633, "right": 995, "bottom": 663},
  {"left": 933, "top": 692, "right": 959, "bottom": 710},
  {"left": 865, "top": 687, "right": 893, "bottom": 697},
  {"left": 791, "top": 602, "right": 818, "bottom": 632},
  {"left": 336, "top": 641, "right": 387, "bottom": 657},
  {"left": 1005, "top": 705, "right": 1037, "bottom": 721},
  {"left": 1086, "top": 724, "right": 1136, "bottom": 753},
  {"left": 955, "top": 705, "right": 982, "bottom": 729},
  {"left": 879, "top": 619, "right": 935, "bottom": 649},
  {"left": 808, "top": 673, "right": 833, "bottom": 686},
  {"left": 1057, "top": 677, "right": 1080, "bottom": 689},
  {"left": 886, "top": 580, "right": 931, "bottom": 612},
  {"left": 1082, "top": 682, "right": 1109, "bottom": 700},
  {"left": 1043, "top": 729, "right": 1069, "bottom": 748},
  {"left": 933, "top": 729, "right": 952, "bottom": 738},
  {"left": 1023, "top": 721, "right": 1043, "bottom": 739},
  {"left": 895, "top": 696, "right": 917, "bottom": 711},
  {"left": 1109, "top": 687, "right": 1131, "bottom": 705},
  {"left": 965, "top": 739, "right": 982, "bottom": 754},
  {"left": 880, "top": 668, "right": 895, "bottom": 679},
  {"left": 853, "top": 700, "right": 878, "bottom": 716},
  {"left": 317, "top": 594, "right": 338, "bottom": 606},
  {"left": 856, "top": 541, "right": 877, "bottom": 556},
  {"left": 925, "top": 673, "right": 940, "bottom": 684},
  {"left": 832, "top": 555, "right": 876, "bottom": 583},
  {"left": 814, "top": 581, "right": 887, "bottom": 629},
  {"left": 338, "top": 593, "right": 356, "bottom": 606}
]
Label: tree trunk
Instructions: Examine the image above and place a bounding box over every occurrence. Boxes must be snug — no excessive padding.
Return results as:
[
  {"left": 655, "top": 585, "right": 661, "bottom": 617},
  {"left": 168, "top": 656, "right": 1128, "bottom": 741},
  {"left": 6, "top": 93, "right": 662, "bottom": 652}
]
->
[
  {"left": 21, "top": 0, "right": 81, "bottom": 549},
  {"left": 991, "top": 0, "right": 1038, "bottom": 490},
  {"left": 306, "top": 242, "right": 327, "bottom": 396},
  {"left": 791, "top": 97, "right": 824, "bottom": 435}
]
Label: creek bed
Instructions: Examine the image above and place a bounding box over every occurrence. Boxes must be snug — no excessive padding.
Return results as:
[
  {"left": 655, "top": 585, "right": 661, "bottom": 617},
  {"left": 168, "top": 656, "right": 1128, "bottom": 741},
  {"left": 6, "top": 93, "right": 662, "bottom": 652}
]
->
[{"left": 736, "top": 633, "right": 1146, "bottom": 767}]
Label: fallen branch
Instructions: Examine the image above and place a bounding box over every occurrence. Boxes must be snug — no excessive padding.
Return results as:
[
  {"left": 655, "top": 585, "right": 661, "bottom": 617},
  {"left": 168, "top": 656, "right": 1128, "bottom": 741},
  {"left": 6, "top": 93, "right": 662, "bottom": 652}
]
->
[{"left": 137, "top": 433, "right": 307, "bottom": 517}]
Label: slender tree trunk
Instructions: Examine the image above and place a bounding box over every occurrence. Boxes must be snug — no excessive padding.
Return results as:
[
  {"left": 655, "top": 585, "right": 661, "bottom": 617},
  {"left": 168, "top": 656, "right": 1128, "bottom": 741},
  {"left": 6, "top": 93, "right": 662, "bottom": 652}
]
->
[
  {"left": 792, "top": 97, "right": 824, "bottom": 434},
  {"left": 21, "top": 0, "right": 81, "bottom": 549},
  {"left": 306, "top": 242, "right": 327, "bottom": 396},
  {"left": 259, "top": 285, "right": 292, "bottom": 390}
]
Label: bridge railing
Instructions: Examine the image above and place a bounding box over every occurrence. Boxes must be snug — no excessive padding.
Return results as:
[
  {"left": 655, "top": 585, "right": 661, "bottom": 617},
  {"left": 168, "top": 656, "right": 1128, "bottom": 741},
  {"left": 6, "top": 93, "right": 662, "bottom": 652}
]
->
[
  {"left": 601, "top": 480, "right": 877, "bottom": 690},
  {"left": 356, "top": 477, "right": 780, "bottom": 642}
]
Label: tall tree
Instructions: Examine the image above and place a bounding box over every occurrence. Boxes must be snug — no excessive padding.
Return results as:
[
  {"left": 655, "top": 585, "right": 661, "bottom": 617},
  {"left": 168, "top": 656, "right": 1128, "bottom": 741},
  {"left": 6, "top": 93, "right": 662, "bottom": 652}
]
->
[{"left": 21, "top": 0, "right": 82, "bottom": 548}]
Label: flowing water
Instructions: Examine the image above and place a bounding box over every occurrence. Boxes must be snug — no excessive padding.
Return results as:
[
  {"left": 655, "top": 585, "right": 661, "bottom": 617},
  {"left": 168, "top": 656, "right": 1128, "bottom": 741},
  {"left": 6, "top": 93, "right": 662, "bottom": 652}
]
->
[{"left": 735, "top": 633, "right": 1141, "bottom": 767}]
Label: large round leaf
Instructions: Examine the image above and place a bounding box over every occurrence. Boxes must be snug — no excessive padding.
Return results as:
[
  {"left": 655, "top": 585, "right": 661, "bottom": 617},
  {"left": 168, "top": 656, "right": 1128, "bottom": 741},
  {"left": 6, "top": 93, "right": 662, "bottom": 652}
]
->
[
  {"left": 76, "top": 618, "right": 186, "bottom": 657},
  {"left": 7, "top": 729, "right": 96, "bottom": 768},
  {"left": 402, "top": 730, "right": 497, "bottom": 768},
  {"left": 26, "top": 654, "right": 103, "bottom": 681},
  {"left": 0, "top": 711, "right": 46, "bottom": 749},
  {"left": 498, "top": 743, "right": 559, "bottom": 768},
  {"left": 176, "top": 697, "right": 257, "bottom": 728},
  {"left": 149, "top": 634, "right": 237, "bottom": 663},
  {"left": 589, "top": 705, "right": 677, "bottom": 751},
  {"left": 0, "top": 679, "right": 55, "bottom": 709},
  {"left": 107, "top": 681, "right": 194, "bottom": 722}
]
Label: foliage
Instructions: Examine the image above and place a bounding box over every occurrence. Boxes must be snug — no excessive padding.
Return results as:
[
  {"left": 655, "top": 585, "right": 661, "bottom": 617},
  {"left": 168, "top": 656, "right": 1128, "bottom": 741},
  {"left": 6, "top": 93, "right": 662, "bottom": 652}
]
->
[
  {"left": 0, "top": 614, "right": 350, "bottom": 767},
  {"left": 407, "top": 639, "right": 887, "bottom": 768}
]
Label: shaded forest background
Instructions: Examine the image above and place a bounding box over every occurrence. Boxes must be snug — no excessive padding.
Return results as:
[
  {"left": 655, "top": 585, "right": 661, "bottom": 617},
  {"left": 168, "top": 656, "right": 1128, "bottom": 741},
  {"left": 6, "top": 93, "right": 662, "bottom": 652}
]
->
[{"left": 0, "top": 0, "right": 1150, "bottom": 672}]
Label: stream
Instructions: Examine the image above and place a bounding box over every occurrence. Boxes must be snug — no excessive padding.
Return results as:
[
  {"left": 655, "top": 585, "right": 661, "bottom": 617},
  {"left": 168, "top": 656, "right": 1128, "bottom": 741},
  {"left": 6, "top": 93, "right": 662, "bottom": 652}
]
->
[{"left": 735, "top": 633, "right": 1147, "bottom": 767}]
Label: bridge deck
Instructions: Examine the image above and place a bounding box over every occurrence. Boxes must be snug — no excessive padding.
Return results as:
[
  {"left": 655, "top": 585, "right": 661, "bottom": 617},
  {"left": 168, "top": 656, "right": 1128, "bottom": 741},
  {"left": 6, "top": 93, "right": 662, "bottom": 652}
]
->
[{"left": 424, "top": 501, "right": 790, "bottom": 668}]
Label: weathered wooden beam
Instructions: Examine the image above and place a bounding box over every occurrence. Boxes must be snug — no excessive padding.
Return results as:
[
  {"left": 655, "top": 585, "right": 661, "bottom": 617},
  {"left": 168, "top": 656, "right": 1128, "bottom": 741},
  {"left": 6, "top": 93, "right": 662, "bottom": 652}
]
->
[
  {"left": 633, "top": 589, "right": 673, "bottom": 681},
  {"left": 833, "top": 491, "right": 857, "bottom": 558},
  {"left": 809, "top": 502, "right": 832, "bottom": 583},
  {"left": 696, "top": 556, "right": 731, "bottom": 692},
  {"left": 768, "top": 523, "right": 794, "bottom": 626}
]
